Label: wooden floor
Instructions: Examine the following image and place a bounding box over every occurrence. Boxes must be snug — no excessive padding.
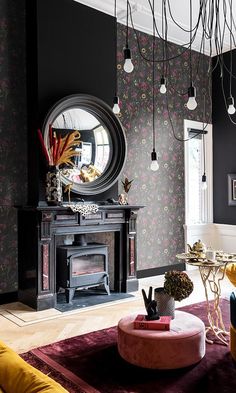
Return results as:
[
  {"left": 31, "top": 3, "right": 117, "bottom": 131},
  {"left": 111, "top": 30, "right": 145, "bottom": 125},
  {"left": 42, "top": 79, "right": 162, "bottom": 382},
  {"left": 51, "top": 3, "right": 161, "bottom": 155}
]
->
[{"left": 0, "top": 269, "right": 234, "bottom": 354}]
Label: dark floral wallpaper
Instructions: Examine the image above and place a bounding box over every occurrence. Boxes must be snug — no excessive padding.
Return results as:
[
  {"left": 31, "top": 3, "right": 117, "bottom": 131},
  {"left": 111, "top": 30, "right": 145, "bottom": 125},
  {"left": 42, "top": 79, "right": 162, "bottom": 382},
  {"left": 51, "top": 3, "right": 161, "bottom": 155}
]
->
[
  {"left": 0, "top": 0, "right": 27, "bottom": 294},
  {"left": 0, "top": 2, "right": 211, "bottom": 295},
  {"left": 117, "top": 24, "right": 211, "bottom": 271}
]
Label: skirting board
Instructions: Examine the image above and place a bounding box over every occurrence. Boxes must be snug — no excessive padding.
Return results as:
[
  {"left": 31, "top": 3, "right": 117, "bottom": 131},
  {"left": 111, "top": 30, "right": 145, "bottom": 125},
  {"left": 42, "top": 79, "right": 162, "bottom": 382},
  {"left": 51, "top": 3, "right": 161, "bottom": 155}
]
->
[{"left": 137, "top": 263, "right": 185, "bottom": 279}]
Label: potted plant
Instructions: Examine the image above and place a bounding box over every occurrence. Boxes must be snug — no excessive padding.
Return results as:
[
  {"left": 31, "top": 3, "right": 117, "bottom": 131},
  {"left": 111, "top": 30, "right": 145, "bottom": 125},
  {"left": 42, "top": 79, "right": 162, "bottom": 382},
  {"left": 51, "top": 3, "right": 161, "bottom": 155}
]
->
[{"left": 155, "top": 270, "right": 194, "bottom": 319}]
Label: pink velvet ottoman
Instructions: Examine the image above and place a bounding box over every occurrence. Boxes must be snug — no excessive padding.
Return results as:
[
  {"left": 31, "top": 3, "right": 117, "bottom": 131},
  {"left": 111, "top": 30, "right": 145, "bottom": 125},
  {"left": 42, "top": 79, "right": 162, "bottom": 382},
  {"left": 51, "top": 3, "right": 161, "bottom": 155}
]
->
[{"left": 117, "top": 310, "right": 205, "bottom": 369}]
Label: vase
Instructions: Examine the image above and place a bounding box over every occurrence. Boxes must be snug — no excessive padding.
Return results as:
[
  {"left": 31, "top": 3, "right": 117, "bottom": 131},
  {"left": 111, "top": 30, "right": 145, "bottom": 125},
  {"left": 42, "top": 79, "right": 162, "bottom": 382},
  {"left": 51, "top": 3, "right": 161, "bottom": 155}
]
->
[
  {"left": 154, "top": 287, "right": 175, "bottom": 319},
  {"left": 118, "top": 192, "right": 128, "bottom": 205},
  {"left": 45, "top": 166, "right": 62, "bottom": 205}
]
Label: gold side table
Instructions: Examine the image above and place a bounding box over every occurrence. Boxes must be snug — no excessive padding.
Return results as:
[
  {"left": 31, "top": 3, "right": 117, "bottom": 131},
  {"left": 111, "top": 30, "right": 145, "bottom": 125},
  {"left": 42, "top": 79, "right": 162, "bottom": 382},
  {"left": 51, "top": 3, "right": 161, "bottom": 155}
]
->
[{"left": 176, "top": 253, "right": 236, "bottom": 346}]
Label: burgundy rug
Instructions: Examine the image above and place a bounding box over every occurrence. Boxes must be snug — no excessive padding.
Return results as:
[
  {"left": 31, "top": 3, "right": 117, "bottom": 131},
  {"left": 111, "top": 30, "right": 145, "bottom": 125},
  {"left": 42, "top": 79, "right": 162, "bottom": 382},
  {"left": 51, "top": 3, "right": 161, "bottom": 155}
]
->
[{"left": 21, "top": 299, "right": 236, "bottom": 393}]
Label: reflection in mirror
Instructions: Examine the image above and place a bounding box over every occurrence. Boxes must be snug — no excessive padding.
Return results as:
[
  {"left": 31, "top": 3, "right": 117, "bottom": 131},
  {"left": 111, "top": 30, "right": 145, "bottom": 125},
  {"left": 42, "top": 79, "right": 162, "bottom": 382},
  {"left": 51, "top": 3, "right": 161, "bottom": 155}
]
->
[{"left": 51, "top": 108, "right": 111, "bottom": 185}]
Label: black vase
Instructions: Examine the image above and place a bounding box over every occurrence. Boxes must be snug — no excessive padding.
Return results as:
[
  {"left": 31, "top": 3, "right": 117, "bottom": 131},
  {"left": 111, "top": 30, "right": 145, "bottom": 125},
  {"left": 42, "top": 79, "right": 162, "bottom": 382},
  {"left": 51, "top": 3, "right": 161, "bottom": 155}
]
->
[{"left": 45, "top": 166, "right": 62, "bottom": 205}]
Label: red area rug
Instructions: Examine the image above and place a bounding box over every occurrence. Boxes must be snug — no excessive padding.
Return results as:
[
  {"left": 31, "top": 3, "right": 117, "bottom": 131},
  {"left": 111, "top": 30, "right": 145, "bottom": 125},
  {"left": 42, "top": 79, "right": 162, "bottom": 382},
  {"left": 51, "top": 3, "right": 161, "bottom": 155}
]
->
[{"left": 21, "top": 299, "right": 236, "bottom": 393}]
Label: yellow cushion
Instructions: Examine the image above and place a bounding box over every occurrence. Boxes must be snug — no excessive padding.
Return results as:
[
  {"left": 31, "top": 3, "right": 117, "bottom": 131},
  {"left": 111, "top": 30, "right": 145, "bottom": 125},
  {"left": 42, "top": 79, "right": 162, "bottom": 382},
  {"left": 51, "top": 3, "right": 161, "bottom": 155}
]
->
[
  {"left": 0, "top": 340, "right": 68, "bottom": 393},
  {"left": 225, "top": 263, "right": 236, "bottom": 287},
  {"left": 230, "top": 324, "right": 236, "bottom": 361}
]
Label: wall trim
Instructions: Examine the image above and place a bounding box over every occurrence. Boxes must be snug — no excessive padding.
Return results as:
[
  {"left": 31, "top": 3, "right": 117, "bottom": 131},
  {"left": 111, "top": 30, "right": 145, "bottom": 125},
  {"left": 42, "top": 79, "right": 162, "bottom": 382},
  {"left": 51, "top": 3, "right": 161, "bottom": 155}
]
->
[
  {"left": 0, "top": 291, "right": 18, "bottom": 305},
  {"left": 214, "top": 223, "right": 236, "bottom": 235},
  {"left": 137, "top": 263, "right": 185, "bottom": 279}
]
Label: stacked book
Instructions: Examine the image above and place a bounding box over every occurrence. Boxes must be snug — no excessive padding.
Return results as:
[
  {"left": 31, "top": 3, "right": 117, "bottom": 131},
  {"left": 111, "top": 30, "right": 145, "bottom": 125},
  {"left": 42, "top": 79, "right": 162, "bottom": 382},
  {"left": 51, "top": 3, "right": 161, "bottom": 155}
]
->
[{"left": 133, "top": 315, "right": 172, "bottom": 331}]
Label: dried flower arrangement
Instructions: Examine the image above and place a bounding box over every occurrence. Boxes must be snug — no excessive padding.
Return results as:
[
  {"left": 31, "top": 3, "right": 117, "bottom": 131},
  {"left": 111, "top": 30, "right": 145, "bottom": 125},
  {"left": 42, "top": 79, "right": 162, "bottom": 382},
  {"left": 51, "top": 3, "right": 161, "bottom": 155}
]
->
[
  {"left": 37, "top": 126, "right": 82, "bottom": 167},
  {"left": 163, "top": 270, "right": 194, "bottom": 302}
]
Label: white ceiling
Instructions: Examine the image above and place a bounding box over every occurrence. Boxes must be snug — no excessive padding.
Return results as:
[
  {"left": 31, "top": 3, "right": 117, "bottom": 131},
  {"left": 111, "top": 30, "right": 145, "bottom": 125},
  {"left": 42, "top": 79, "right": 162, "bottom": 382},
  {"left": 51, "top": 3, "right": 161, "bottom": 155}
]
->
[{"left": 75, "top": 0, "right": 236, "bottom": 56}]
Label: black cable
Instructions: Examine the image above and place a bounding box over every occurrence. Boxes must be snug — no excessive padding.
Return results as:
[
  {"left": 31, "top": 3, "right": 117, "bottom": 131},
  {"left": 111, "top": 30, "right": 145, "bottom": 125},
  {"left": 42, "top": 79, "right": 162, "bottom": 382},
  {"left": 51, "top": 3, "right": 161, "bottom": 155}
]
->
[
  {"left": 114, "top": 0, "right": 118, "bottom": 97},
  {"left": 126, "top": 0, "right": 129, "bottom": 47},
  {"left": 152, "top": 0, "right": 155, "bottom": 151}
]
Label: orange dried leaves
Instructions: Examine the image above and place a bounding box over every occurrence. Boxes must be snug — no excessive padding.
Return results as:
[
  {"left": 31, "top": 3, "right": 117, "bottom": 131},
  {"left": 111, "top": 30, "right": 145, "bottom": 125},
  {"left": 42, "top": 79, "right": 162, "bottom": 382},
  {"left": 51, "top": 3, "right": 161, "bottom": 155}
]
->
[{"left": 49, "top": 130, "right": 82, "bottom": 166}]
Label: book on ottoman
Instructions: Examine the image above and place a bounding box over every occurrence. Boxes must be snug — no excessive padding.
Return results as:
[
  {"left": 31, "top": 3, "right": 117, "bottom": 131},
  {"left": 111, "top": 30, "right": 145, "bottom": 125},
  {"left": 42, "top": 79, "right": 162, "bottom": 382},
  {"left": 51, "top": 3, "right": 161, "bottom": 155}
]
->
[{"left": 133, "top": 315, "right": 172, "bottom": 330}]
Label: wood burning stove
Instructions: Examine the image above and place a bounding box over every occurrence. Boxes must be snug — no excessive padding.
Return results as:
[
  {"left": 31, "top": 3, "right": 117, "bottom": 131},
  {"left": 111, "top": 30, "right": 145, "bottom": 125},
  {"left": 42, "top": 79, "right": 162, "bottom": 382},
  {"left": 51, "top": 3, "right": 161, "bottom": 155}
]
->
[{"left": 57, "top": 236, "right": 110, "bottom": 303}]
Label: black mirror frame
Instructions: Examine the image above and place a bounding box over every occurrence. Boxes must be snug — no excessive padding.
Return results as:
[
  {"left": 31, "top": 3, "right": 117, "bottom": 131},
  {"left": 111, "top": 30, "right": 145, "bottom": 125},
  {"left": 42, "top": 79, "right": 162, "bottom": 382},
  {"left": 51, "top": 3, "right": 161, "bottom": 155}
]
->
[{"left": 42, "top": 94, "right": 127, "bottom": 196}]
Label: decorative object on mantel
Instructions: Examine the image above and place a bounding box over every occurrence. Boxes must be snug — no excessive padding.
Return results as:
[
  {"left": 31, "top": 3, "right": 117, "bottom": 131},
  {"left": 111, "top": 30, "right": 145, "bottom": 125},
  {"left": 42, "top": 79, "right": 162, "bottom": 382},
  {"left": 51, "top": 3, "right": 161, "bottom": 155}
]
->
[
  {"left": 119, "top": 177, "right": 133, "bottom": 205},
  {"left": 64, "top": 183, "right": 73, "bottom": 203},
  {"left": 45, "top": 166, "right": 63, "bottom": 205},
  {"left": 37, "top": 128, "right": 82, "bottom": 205},
  {"left": 62, "top": 203, "right": 99, "bottom": 217},
  {"left": 155, "top": 270, "right": 194, "bottom": 319}
]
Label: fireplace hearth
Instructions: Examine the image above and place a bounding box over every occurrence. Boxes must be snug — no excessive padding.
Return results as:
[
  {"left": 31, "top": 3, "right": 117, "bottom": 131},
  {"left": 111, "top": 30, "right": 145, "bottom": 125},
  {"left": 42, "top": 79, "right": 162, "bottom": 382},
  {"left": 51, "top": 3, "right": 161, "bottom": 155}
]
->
[{"left": 57, "top": 239, "right": 110, "bottom": 303}]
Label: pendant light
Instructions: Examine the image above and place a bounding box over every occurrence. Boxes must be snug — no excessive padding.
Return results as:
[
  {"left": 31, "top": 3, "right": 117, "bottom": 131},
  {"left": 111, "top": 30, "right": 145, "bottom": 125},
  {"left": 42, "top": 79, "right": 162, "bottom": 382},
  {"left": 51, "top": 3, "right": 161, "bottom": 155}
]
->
[
  {"left": 159, "top": 2, "right": 166, "bottom": 95},
  {"left": 201, "top": 97, "right": 207, "bottom": 191},
  {"left": 123, "top": 0, "right": 134, "bottom": 73},
  {"left": 227, "top": 96, "right": 236, "bottom": 115},
  {"left": 160, "top": 76, "right": 167, "bottom": 94},
  {"left": 227, "top": 9, "right": 235, "bottom": 116},
  {"left": 150, "top": 0, "right": 159, "bottom": 172},
  {"left": 112, "top": 0, "right": 120, "bottom": 115},
  {"left": 186, "top": 0, "right": 197, "bottom": 111}
]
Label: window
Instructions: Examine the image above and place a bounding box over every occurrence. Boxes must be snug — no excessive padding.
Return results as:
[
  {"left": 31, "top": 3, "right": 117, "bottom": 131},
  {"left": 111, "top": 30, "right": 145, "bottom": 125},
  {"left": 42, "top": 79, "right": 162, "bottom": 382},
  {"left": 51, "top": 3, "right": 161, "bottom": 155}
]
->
[
  {"left": 184, "top": 120, "right": 213, "bottom": 225},
  {"left": 94, "top": 126, "right": 110, "bottom": 172}
]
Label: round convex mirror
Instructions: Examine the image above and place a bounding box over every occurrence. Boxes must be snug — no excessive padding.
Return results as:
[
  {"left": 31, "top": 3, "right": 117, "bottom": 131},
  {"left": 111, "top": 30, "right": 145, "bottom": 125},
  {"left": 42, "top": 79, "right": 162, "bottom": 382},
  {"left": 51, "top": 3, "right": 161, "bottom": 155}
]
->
[{"left": 42, "top": 94, "right": 127, "bottom": 195}]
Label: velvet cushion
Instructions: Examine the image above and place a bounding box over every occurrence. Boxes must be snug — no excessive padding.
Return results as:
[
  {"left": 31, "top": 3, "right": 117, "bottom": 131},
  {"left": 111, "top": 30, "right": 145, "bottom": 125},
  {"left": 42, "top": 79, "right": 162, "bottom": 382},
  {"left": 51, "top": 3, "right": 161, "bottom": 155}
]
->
[
  {"left": 0, "top": 340, "right": 68, "bottom": 393},
  {"left": 225, "top": 263, "right": 236, "bottom": 287}
]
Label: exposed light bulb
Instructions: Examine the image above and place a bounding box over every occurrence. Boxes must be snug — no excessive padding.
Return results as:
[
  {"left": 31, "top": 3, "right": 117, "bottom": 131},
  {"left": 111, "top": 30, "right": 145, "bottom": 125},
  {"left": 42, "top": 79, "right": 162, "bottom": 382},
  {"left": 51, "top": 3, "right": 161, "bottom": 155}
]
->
[
  {"left": 150, "top": 149, "right": 159, "bottom": 171},
  {"left": 201, "top": 173, "right": 207, "bottom": 190},
  {"left": 201, "top": 182, "right": 207, "bottom": 190},
  {"left": 187, "top": 84, "right": 197, "bottom": 110},
  {"left": 160, "top": 76, "right": 167, "bottom": 94},
  {"left": 123, "top": 46, "right": 134, "bottom": 73},
  {"left": 227, "top": 96, "right": 236, "bottom": 115},
  {"left": 124, "top": 58, "right": 134, "bottom": 73},
  {"left": 112, "top": 96, "right": 120, "bottom": 114},
  {"left": 150, "top": 160, "right": 159, "bottom": 171}
]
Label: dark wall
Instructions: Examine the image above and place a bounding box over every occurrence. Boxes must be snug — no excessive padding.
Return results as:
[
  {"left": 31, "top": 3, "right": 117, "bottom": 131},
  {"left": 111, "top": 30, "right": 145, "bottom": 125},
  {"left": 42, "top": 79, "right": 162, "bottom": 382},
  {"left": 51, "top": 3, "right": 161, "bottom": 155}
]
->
[
  {"left": 26, "top": 0, "right": 116, "bottom": 204},
  {"left": 212, "top": 50, "right": 236, "bottom": 224},
  {"left": 0, "top": 0, "right": 27, "bottom": 296}
]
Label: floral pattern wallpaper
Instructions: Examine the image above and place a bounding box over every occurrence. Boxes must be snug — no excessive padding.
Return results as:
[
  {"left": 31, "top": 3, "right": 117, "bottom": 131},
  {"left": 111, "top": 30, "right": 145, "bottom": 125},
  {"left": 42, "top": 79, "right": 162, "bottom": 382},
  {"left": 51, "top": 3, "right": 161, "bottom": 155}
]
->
[
  {"left": 0, "top": 2, "right": 211, "bottom": 295},
  {"left": 0, "top": 0, "right": 27, "bottom": 294},
  {"left": 117, "top": 24, "right": 211, "bottom": 271}
]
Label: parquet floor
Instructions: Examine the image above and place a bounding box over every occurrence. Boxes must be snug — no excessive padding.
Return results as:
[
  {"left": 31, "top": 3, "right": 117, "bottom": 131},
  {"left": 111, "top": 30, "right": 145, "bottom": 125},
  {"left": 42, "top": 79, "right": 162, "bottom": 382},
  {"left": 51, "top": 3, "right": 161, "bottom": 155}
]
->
[{"left": 0, "top": 269, "right": 234, "bottom": 354}]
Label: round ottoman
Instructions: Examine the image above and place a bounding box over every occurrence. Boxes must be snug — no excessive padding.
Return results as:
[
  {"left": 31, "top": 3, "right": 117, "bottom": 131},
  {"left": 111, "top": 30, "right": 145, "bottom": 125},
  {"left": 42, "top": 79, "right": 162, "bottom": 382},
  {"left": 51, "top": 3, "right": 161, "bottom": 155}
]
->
[{"left": 117, "top": 310, "right": 205, "bottom": 369}]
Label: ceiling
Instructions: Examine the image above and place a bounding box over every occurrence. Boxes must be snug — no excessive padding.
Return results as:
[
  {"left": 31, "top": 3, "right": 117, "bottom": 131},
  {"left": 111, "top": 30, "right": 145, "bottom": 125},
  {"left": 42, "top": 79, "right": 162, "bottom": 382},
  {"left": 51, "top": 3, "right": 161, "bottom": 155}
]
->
[{"left": 75, "top": 0, "right": 236, "bottom": 56}]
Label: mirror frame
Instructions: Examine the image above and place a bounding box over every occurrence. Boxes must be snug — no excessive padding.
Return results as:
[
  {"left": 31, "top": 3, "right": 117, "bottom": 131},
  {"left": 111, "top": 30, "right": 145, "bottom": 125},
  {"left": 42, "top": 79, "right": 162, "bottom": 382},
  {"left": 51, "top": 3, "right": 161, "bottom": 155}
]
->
[{"left": 42, "top": 94, "right": 127, "bottom": 196}]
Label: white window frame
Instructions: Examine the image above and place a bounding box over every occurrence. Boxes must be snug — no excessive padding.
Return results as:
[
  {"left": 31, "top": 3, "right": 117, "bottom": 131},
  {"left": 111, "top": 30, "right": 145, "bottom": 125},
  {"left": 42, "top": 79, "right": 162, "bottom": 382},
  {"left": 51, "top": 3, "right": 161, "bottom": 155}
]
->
[{"left": 184, "top": 119, "right": 213, "bottom": 225}]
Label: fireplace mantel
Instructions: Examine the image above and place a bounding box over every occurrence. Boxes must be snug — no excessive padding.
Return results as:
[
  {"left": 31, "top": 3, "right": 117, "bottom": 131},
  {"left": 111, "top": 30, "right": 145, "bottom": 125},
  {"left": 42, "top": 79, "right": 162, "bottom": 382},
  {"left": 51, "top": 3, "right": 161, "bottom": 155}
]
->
[{"left": 18, "top": 204, "right": 144, "bottom": 310}]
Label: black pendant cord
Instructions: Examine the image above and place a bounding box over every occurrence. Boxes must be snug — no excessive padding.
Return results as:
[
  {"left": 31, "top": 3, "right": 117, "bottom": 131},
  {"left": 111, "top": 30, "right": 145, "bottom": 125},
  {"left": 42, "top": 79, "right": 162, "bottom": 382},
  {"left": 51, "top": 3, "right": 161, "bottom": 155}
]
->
[
  {"left": 202, "top": 95, "right": 206, "bottom": 177},
  {"left": 189, "top": 0, "right": 193, "bottom": 86},
  {"left": 114, "top": 0, "right": 118, "bottom": 97},
  {"left": 152, "top": 0, "right": 155, "bottom": 152},
  {"left": 161, "top": 1, "right": 165, "bottom": 78},
  {"left": 126, "top": 0, "right": 129, "bottom": 48},
  {"left": 229, "top": 0, "right": 233, "bottom": 98}
]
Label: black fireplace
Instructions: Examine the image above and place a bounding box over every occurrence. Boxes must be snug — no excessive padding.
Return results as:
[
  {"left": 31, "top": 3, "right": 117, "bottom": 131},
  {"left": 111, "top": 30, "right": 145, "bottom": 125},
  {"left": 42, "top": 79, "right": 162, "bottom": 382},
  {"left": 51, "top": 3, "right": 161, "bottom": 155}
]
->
[{"left": 57, "top": 238, "right": 110, "bottom": 303}]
